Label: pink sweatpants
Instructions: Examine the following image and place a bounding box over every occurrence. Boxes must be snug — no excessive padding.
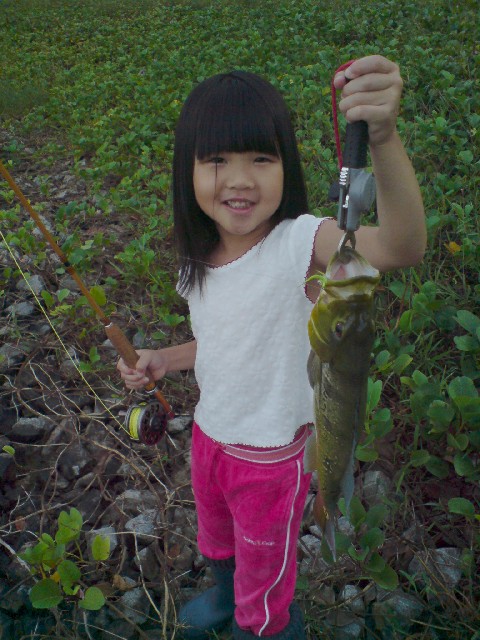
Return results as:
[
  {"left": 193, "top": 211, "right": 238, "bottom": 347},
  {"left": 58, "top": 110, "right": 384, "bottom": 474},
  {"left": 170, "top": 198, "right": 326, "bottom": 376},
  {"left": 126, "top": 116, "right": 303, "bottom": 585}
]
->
[{"left": 191, "top": 422, "right": 311, "bottom": 636}]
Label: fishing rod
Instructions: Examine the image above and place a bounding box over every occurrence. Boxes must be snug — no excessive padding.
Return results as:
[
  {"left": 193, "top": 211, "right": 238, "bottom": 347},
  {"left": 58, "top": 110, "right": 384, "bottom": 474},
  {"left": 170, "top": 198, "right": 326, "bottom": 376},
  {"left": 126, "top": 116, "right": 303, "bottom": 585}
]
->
[{"left": 0, "top": 159, "right": 174, "bottom": 446}]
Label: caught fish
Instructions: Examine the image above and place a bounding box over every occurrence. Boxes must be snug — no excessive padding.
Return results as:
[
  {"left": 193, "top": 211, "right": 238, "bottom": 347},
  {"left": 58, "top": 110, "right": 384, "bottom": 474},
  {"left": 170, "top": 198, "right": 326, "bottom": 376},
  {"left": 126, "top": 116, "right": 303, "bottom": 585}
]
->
[{"left": 304, "top": 244, "right": 380, "bottom": 558}]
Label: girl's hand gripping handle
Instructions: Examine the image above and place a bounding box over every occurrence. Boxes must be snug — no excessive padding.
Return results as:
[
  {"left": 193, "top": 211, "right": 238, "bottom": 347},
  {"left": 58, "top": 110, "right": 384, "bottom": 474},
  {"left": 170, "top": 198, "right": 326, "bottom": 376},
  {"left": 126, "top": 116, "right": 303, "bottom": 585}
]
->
[{"left": 105, "top": 323, "right": 173, "bottom": 418}]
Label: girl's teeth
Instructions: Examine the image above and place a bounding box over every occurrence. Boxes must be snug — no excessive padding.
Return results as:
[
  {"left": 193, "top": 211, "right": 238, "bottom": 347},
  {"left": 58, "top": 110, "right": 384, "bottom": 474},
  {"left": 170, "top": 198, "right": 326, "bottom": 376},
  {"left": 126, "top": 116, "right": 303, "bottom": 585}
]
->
[{"left": 227, "top": 201, "right": 250, "bottom": 209}]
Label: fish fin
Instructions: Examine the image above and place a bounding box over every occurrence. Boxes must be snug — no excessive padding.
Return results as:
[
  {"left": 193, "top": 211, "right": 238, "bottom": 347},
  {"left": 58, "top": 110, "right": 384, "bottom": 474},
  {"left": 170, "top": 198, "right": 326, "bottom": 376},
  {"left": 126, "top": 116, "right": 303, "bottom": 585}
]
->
[
  {"left": 341, "top": 444, "right": 356, "bottom": 511},
  {"left": 303, "top": 432, "right": 317, "bottom": 473},
  {"left": 307, "top": 350, "right": 322, "bottom": 389},
  {"left": 313, "top": 491, "right": 327, "bottom": 528},
  {"left": 313, "top": 493, "right": 336, "bottom": 561},
  {"left": 324, "top": 519, "right": 337, "bottom": 562}
]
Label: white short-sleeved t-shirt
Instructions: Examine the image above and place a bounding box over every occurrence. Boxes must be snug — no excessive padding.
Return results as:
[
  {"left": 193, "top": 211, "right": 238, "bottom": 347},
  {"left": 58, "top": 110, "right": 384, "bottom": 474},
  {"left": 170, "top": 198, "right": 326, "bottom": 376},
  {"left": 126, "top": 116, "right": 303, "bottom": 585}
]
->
[{"left": 182, "top": 214, "right": 326, "bottom": 447}]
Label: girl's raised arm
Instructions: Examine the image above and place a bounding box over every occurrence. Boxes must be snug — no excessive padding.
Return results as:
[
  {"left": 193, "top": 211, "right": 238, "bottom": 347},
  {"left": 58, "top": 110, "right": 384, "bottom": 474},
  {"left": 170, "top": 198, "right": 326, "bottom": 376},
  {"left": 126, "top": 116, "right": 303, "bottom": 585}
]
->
[{"left": 313, "top": 55, "right": 426, "bottom": 273}]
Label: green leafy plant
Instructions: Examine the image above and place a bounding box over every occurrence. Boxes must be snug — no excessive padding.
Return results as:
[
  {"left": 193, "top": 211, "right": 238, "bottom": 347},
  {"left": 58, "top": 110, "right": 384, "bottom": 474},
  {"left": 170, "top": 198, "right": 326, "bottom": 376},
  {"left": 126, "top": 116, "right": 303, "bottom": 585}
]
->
[
  {"left": 399, "top": 371, "right": 479, "bottom": 482},
  {"left": 2, "top": 445, "right": 15, "bottom": 456},
  {"left": 19, "top": 508, "right": 111, "bottom": 611},
  {"left": 2, "top": 0, "right": 478, "bottom": 636},
  {"left": 323, "top": 497, "right": 399, "bottom": 591}
]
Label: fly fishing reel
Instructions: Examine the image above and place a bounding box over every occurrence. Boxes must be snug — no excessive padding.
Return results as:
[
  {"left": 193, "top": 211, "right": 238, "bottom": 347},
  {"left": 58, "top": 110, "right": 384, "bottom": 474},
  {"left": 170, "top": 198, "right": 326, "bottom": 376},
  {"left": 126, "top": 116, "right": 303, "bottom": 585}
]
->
[{"left": 124, "top": 400, "right": 167, "bottom": 446}]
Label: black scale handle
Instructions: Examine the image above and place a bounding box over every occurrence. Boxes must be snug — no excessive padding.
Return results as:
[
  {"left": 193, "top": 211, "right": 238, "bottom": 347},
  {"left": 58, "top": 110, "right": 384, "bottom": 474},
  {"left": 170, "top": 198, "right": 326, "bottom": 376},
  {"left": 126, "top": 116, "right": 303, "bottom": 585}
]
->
[
  {"left": 328, "top": 120, "right": 369, "bottom": 201},
  {"left": 343, "top": 120, "right": 369, "bottom": 169}
]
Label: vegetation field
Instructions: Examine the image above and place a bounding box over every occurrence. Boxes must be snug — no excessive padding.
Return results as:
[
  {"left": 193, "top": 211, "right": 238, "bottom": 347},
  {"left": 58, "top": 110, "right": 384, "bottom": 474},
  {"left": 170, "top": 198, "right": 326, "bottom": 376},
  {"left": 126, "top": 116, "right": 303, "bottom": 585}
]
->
[{"left": 0, "top": 0, "right": 478, "bottom": 639}]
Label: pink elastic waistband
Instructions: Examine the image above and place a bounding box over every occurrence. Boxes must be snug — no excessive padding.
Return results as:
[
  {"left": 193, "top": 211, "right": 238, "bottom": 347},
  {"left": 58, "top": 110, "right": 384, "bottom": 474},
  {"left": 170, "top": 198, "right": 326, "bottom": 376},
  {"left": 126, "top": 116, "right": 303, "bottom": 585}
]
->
[{"left": 218, "top": 425, "right": 311, "bottom": 464}]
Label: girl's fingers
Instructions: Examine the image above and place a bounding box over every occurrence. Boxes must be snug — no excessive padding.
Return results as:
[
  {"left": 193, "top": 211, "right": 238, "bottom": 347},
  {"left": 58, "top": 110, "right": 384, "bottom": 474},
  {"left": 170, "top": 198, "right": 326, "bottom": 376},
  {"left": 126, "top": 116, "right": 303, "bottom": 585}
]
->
[
  {"left": 345, "top": 55, "right": 398, "bottom": 79},
  {"left": 117, "top": 358, "right": 149, "bottom": 384}
]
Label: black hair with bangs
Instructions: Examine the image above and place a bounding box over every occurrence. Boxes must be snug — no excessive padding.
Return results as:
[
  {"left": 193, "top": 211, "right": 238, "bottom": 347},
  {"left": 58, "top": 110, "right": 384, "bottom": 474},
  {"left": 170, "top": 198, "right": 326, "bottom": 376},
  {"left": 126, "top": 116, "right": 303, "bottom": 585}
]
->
[{"left": 173, "top": 70, "right": 309, "bottom": 295}]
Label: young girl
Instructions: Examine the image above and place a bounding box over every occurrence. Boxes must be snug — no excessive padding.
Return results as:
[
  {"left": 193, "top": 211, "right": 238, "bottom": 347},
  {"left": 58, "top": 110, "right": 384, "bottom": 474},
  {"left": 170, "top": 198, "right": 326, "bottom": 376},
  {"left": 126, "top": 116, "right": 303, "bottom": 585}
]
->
[{"left": 118, "top": 55, "right": 425, "bottom": 639}]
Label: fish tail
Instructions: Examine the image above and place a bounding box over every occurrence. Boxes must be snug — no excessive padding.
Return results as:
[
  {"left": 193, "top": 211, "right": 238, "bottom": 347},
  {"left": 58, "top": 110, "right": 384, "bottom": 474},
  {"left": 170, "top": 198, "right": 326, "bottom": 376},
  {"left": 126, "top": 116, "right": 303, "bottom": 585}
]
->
[
  {"left": 313, "top": 493, "right": 337, "bottom": 561},
  {"left": 324, "top": 519, "right": 336, "bottom": 562}
]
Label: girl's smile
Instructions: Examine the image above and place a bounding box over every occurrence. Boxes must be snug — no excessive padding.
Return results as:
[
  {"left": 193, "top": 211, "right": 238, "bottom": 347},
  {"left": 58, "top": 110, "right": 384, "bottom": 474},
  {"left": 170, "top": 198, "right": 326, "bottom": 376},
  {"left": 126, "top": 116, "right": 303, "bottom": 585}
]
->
[{"left": 193, "top": 151, "right": 284, "bottom": 253}]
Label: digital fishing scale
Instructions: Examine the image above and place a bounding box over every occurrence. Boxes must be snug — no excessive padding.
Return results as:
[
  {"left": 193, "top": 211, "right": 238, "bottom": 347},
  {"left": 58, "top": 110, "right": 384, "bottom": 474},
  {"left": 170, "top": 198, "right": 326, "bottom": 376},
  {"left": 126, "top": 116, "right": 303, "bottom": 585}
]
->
[{"left": 330, "top": 61, "right": 376, "bottom": 249}]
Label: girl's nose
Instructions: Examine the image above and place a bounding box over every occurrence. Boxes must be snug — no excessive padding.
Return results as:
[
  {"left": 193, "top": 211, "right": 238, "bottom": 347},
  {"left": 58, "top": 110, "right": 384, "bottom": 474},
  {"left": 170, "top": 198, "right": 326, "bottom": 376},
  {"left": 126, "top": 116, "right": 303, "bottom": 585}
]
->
[{"left": 226, "top": 167, "right": 254, "bottom": 190}]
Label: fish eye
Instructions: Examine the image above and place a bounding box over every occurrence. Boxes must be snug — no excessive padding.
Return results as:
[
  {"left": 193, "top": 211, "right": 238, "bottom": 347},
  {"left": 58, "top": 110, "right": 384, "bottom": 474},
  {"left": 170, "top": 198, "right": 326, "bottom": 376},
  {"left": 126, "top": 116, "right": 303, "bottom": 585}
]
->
[{"left": 334, "top": 322, "right": 344, "bottom": 338}]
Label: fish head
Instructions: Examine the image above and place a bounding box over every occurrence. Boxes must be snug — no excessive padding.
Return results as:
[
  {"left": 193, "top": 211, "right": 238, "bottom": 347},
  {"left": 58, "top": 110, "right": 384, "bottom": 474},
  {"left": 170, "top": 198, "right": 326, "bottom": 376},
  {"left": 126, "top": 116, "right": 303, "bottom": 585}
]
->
[{"left": 308, "top": 247, "right": 380, "bottom": 378}]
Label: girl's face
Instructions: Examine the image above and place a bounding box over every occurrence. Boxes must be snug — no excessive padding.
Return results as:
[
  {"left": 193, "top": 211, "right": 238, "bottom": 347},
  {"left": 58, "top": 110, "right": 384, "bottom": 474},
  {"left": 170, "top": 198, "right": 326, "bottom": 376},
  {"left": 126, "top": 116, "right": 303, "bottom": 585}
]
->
[{"left": 193, "top": 150, "right": 284, "bottom": 250}]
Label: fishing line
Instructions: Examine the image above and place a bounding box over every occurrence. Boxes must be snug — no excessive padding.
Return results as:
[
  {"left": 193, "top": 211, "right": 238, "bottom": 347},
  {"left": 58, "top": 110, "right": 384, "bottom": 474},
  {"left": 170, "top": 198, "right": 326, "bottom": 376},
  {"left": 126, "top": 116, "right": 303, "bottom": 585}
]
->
[
  {"left": 0, "top": 159, "right": 173, "bottom": 444},
  {"left": 0, "top": 227, "right": 130, "bottom": 435}
]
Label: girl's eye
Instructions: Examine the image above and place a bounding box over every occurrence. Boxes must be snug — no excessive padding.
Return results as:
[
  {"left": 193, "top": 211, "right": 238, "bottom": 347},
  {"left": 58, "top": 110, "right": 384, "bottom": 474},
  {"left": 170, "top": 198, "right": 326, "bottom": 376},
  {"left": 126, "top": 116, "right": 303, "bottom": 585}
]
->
[
  {"left": 208, "top": 157, "right": 225, "bottom": 165},
  {"left": 255, "top": 156, "right": 273, "bottom": 163}
]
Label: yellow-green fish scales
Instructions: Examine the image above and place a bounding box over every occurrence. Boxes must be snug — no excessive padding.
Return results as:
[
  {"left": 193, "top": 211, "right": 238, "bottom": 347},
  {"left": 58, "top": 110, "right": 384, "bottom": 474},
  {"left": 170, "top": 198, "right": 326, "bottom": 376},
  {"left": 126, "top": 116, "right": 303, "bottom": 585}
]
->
[{"left": 304, "top": 245, "right": 380, "bottom": 557}]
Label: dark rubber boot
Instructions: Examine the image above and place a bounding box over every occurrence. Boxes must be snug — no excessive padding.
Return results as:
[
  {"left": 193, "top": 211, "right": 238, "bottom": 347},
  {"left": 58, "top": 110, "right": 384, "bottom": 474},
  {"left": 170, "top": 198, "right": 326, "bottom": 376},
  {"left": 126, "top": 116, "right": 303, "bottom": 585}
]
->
[
  {"left": 179, "top": 556, "right": 236, "bottom": 639},
  {"left": 232, "top": 602, "right": 306, "bottom": 639}
]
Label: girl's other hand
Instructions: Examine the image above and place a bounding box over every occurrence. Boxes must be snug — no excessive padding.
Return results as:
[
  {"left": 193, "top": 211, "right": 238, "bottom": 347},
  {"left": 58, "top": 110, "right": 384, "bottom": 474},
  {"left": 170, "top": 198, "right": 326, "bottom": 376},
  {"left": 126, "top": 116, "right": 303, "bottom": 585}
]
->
[
  {"left": 333, "top": 55, "right": 403, "bottom": 147},
  {"left": 117, "top": 349, "right": 168, "bottom": 390}
]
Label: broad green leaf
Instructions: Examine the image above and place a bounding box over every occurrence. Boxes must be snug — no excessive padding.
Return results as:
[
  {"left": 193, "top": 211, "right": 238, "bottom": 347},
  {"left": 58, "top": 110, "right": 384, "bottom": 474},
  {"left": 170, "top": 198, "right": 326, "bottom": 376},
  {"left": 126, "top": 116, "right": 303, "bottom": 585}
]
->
[
  {"left": 388, "top": 280, "right": 410, "bottom": 299},
  {"left": 320, "top": 537, "right": 334, "bottom": 564},
  {"left": 365, "top": 504, "right": 387, "bottom": 529},
  {"left": 459, "top": 150, "right": 474, "bottom": 164},
  {"left": 427, "top": 400, "right": 455, "bottom": 430},
  {"left": 425, "top": 456, "right": 450, "bottom": 479},
  {"left": 469, "top": 431, "right": 480, "bottom": 448},
  {"left": 63, "top": 584, "right": 81, "bottom": 596},
  {"left": 448, "top": 498, "right": 475, "bottom": 518},
  {"left": 89, "top": 285, "right": 107, "bottom": 307},
  {"left": 447, "top": 433, "right": 469, "bottom": 451},
  {"left": 89, "top": 346, "right": 101, "bottom": 363},
  {"left": 40, "top": 533, "right": 55, "bottom": 547},
  {"left": 348, "top": 545, "right": 369, "bottom": 563},
  {"left": 2, "top": 445, "right": 15, "bottom": 455},
  {"left": 348, "top": 497, "right": 366, "bottom": 530},
  {"left": 370, "top": 564, "right": 399, "bottom": 591},
  {"left": 371, "top": 409, "right": 393, "bottom": 438},
  {"left": 335, "top": 532, "right": 352, "bottom": 556},
  {"left": 337, "top": 497, "right": 347, "bottom": 517},
  {"left": 78, "top": 586, "right": 106, "bottom": 611},
  {"left": 355, "top": 445, "right": 378, "bottom": 462},
  {"left": 412, "top": 370, "right": 429, "bottom": 386},
  {"left": 410, "top": 382, "right": 443, "bottom": 421},
  {"left": 20, "top": 541, "right": 49, "bottom": 566},
  {"left": 392, "top": 354, "right": 413, "bottom": 375},
  {"left": 398, "top": 309, "right": 413, "bottom": 332},
  {"left": 454, "top": 336, "right": 479, "bottom": 352},
  {"left": 453, "top": 453, "right": 476, "bottom": 478},
  {"left": 56, "top": 508, "right": 82, "bottom": 544},
  {"left": 375, "top": 350, "right": 391, "bottom": 371},
  {"left": 367, "top": 378, "right": 382, "bottom": 412},
  {"left": 57, "top": 288, "right": 70, "bottom": 303},
  {"left": 452, "top": 397, "right": 480, "bottom": 426},
  {"left": 410, "top": 450, "right": 430, "bottom": 467},
  {"left": 92, "top": 535, "right": 111, "bottom": 561},
  {"left": 366, "top": 552, "right": 386, "bottom": 573},
  {"left": 448, "top": 377, "right": 477, "bottom": 400},
  {"left": 360, "top": 527, "right": 385, "bottom": 551},
  {"left": 57, "top": 560, "right": 81, "bottom": 588},
  {"left": 42, "top": 543, "right": 66, "bottom": 569},
  {"left": 41, "top": 290, "right": 55, "bottom": 308},
  {"left": 30, "top": 579, "right": 63, "bottom": 609}
]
